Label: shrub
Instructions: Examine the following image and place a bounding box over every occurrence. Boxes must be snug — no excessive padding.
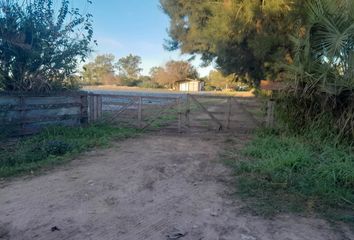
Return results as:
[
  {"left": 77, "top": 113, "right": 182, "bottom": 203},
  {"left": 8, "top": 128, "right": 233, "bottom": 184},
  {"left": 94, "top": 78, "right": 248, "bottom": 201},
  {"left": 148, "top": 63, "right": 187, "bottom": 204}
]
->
[
  {"left": 43, "top": 140, "right": 73, "bottom": 156},
  {"left": 280, "top": 0, "right": 354, "bottom": 142},
  {"left": 119, "top": 77, "right": 142, "bottom": 87},
  {"left": 138, "top": 81, "right": 161, "bottom": 89},
  {"left": 0, "top": 0, "right": 93, "bottom": 93}
]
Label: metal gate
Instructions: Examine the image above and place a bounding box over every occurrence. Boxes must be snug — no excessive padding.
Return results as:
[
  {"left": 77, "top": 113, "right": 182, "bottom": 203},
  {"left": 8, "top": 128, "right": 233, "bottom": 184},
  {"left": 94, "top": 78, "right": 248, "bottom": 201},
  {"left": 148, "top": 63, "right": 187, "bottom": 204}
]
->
[
  {"left": 88, "top": 93, "right": 184, "bottom": 131},
  {"left": 184, "top": 94, "right": 260, "bottom": 133},
  {"left": 87, "top": 93, "right": 261, "bottom": 133}
]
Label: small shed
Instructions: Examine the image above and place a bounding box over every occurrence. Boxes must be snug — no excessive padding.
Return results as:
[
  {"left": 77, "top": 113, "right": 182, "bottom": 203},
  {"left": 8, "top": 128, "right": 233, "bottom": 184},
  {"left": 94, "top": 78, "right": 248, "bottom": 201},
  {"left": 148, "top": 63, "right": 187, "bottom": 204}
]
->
[{"left": 177, "top": 79, "right": 204, "bottom": 92}]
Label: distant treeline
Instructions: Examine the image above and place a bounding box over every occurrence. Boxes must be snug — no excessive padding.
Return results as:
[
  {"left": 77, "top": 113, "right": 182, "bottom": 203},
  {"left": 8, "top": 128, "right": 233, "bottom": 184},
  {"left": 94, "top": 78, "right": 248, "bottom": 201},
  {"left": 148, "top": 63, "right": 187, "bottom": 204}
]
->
[{"left": 80, "top": 54, "right": 249, "bottom": 91}]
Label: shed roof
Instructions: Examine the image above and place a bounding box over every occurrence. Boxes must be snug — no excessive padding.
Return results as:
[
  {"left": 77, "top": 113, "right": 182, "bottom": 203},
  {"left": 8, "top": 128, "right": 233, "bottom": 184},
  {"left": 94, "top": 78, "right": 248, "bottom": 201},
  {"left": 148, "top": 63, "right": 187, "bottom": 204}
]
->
[{"left": 176, "top": 78, "right": 202, "bottom": 83}]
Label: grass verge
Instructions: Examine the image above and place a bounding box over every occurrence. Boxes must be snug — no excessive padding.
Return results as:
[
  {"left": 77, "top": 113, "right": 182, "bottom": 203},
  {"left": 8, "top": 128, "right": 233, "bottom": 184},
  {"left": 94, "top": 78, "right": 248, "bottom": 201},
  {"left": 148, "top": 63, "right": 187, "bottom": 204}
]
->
[
  {"left": 224, "top": 128, "right": 354, "bottom": 224},
  {"left": 0, "top": 124, "right": 139, "bottom": 178}
]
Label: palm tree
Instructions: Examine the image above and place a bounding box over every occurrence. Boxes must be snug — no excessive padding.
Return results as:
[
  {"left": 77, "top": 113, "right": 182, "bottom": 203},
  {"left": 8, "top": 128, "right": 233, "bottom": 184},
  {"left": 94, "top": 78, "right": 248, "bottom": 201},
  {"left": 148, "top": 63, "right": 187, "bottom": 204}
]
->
[{"left": 284, "top": 0, "right": 354, "bottom": 140}]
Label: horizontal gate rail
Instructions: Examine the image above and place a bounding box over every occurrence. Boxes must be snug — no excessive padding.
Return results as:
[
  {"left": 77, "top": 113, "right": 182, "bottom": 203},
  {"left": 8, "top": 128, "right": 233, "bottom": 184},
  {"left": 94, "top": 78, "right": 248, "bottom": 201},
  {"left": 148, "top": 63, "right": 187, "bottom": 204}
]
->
[
  {"left": 106, "top": 96, "right": 139, "bottom": 122},
  {"left": 98, "top": 94, "right": 181, "bottom": 100}
]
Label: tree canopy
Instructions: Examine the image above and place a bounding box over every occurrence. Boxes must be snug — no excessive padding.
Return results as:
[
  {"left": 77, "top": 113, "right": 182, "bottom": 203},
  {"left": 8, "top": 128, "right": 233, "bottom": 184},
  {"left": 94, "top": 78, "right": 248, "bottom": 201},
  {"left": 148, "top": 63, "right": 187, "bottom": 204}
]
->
[
  {"left": 0, "top": 0, "right": 93, "bottom": 93},
  {"left": 160, "top": 0, "right": 306, "bottom": 84},
  {"left": 151, "top": 60, "right": 198, "bottom": 88},
  {"left": 206, "top": 70, "right": 235, "bottom": 90},
  {"left": 82, "top": 54, "right": 117, "bottom": 85},
  {"left": 116, "top": 54, "right": 143, "bottom": 79},
  {"left": 161, "top": 0, "right": 353, "bottom": 140}
]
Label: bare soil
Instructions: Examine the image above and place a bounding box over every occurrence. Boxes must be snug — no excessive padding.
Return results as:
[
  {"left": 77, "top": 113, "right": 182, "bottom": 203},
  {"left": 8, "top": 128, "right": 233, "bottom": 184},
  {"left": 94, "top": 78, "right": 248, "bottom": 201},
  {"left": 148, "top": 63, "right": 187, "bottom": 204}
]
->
[{"left": 0, "top": 130, "right": 353, "bottom": 240}]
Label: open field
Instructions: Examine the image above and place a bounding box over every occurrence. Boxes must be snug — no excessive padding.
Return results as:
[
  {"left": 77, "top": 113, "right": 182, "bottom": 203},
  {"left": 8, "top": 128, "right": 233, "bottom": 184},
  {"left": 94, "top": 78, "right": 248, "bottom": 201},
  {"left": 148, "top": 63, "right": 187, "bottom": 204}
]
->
[{"left": 83, "top": 85, "right": 256, "bottom": 98}]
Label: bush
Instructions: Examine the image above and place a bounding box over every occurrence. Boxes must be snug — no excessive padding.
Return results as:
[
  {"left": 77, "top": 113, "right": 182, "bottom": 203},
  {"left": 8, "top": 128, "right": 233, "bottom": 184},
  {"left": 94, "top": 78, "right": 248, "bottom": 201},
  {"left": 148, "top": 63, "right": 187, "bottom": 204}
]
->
[
  {"left": 119, "top": 77, "right": 142, "bottom": 87},
  {"left": 138, "top": 81, "right": 161, "bottom": 89},
  {"left": 204, "top": 85, "right": 216, "bottom": 91},
  {"left": 0, "top": 0, "right": 93, "bottom": 93},
  {"left": 44, "top": 140, "right": 73, "bottom": 156}
]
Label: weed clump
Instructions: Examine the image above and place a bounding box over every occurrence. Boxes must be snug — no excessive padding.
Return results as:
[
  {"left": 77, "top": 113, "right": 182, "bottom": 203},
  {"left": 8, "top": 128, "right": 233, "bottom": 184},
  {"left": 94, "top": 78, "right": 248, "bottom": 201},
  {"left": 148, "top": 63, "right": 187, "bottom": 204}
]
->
[
  {"left": 225, "top": 128, "right": 354, "bottom": 221},
  {"left": 0, "top": 124, "right": 138, "bottom": 177},
  {"left": 43, "top": 140, "right": 73, "bottom": 156}
]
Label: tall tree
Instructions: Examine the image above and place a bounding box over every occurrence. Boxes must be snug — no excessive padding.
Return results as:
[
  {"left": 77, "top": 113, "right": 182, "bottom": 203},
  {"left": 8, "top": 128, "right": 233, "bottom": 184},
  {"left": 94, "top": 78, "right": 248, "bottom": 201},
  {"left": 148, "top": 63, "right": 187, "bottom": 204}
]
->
[
  {"left": 160, "top": 0, "right": 306, "bottom": 84},
  {"left": 165, "top": 60, "right": 198, "bottom": 83},
  {"left": 151, "top": 60, "right": 198, "bottom": 88},
  {"left": 0, "top": 0, "right": 93, "bottom": 92},
  {"left": 150, "top": 66, "right": 169, "bottom": 87},
  {"left": 149, "top": 66, "right": 164, "bottom": 79},
  {"left": 207, "top": 70, "right": 235, "bottom": 90},
  {"left": 82, "top": 54, "right": 117, "bottom": 85},
  {"left": 116, "top": 54, "right": 143, "bottom": 79}
]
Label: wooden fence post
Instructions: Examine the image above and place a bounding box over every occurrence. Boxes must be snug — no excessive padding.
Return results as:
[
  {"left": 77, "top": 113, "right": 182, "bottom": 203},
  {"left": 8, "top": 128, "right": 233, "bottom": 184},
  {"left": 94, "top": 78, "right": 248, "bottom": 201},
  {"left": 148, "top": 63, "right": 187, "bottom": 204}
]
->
[
  {"left": 266, "top": 99, "right": 275, "bottom": 128},
  {"left": 97, "top": 96, "right": 103, "bottom": 120},
  {"left": 87, "top": 94, "right": 103, "bottom": 123},
  {"left": 93, "top": 95, "right": 98, "bottom": 122},
  {"left": 89, "top": 94, "right": 95, "bottom": 123},
  {"left": 80, "top": 94, "right": 89, "bottom": 124},
  {"left": 138, "top": 97, "right": 142, "bottom": 128}
]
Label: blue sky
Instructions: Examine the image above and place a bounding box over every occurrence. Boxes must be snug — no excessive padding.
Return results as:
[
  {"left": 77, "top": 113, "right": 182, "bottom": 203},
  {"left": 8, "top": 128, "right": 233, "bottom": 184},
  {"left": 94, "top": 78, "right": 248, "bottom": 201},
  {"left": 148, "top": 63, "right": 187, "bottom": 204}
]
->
[{"left": 74, "top": 0, "right": 214, "bottom": 76}]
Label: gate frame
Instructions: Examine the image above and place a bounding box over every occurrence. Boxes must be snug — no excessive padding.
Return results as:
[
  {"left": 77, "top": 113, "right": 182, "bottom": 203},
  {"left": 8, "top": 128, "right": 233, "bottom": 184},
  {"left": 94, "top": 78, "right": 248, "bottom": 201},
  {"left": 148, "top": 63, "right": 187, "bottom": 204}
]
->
[
  {"left": 89, "top": 93, "right": 261, "bottom": 133},
  {"left": 88, "top": 93, "right": 183, "bottom": 131},
  {"left": 186, "top": 94, "right": 238, "bottom": 131}
]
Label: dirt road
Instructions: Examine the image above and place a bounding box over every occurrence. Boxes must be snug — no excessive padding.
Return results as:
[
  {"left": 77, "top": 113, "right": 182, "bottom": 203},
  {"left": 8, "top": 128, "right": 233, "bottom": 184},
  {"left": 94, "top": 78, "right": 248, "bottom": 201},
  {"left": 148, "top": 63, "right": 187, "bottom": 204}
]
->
[{"left": 0, "top": 131, "right": 353, "bottom": 240}]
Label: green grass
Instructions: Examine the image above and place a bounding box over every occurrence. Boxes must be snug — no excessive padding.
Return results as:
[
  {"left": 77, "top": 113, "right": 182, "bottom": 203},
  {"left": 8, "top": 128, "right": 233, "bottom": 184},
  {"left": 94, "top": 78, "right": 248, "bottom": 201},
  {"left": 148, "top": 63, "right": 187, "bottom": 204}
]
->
[
  {"left": 224, "top": 128, "right": 354, "bottom": 222},
  {"left": 0, "top": 124, "right": 139, "bottom": 178},
  {"left": 143, "top": 106, "right": 179, "bottom": 128}
]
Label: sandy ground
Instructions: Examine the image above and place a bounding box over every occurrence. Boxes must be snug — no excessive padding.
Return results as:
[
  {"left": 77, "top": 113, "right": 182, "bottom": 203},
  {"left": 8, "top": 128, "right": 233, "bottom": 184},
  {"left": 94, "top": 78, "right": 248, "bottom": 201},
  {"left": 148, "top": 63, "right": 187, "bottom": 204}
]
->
[{"left": 0, "top": 131, "right": 353, "bottom": 240}]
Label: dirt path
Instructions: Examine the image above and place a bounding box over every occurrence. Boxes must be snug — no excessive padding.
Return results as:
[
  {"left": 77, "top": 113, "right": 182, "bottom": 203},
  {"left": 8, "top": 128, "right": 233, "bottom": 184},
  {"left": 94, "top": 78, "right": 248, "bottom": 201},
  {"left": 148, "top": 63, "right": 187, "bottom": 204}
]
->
[{"left": 0, "top": 130, "right": 353, "bottom": 240}]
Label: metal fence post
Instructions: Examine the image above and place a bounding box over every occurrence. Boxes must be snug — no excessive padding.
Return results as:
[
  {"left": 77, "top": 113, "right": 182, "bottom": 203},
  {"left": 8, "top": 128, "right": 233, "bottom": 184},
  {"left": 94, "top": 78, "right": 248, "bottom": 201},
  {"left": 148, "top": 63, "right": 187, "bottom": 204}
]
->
[
  {"left": 177, "top": 97, "right": 182, "bottom": 133},
  {"left": 266, "top": 99, "right": 275, "bottom": 128},
  {"left": 186, "top": 94, "right": 190, "bottom": 129}
]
